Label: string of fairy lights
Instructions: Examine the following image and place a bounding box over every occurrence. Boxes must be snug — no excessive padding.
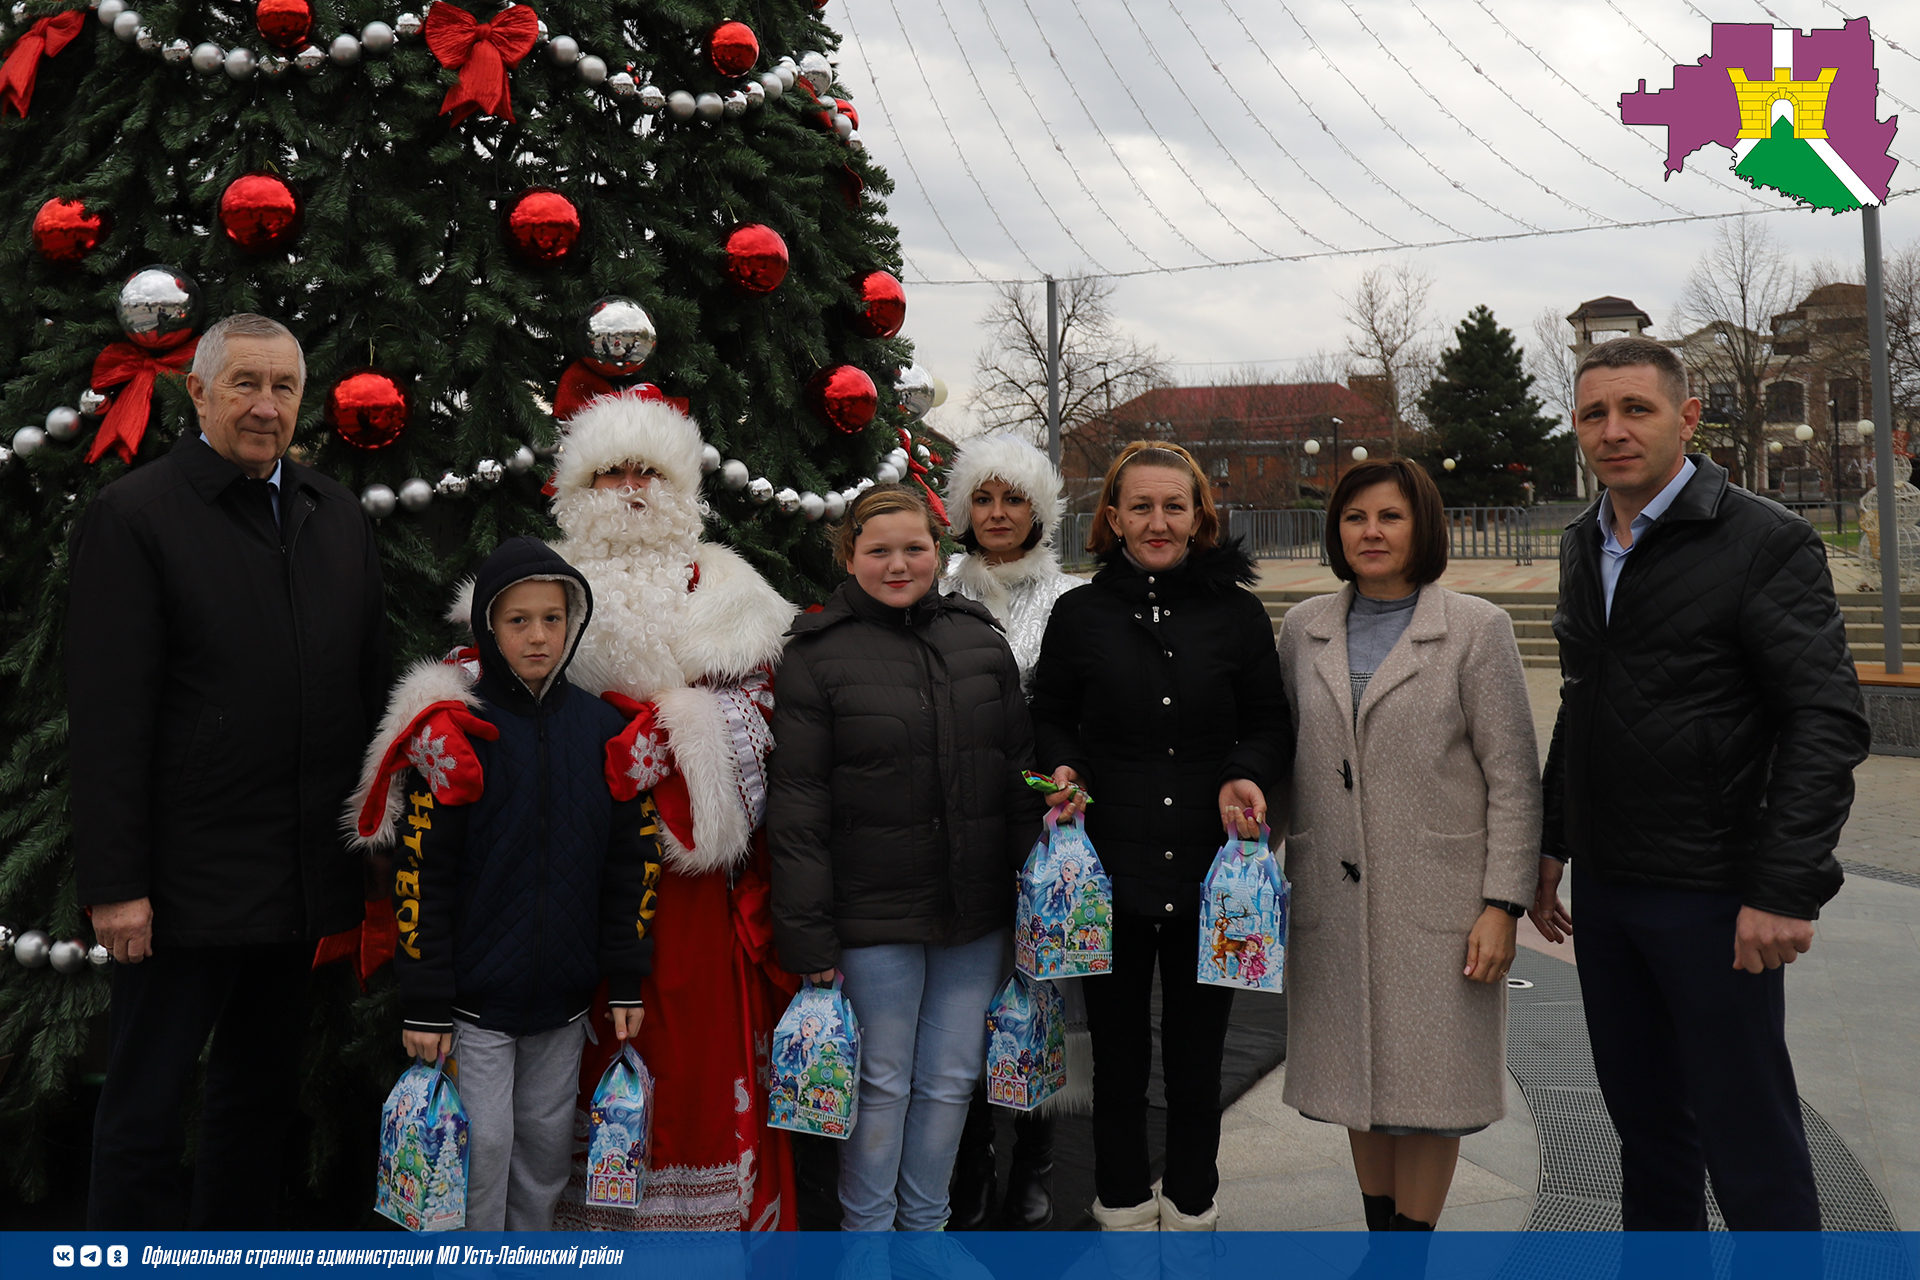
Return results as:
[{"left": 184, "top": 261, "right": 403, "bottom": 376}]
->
[{"left": 834, "top": 0, "right": 1919, "bottom": 288}]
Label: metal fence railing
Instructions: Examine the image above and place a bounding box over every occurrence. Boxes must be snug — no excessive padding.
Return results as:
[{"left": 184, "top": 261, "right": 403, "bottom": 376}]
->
[
  {"left": 1443, "top": 507, "right": 1536, "bottom": 566},
  {"left": 1228, "top": 509, "right": 1326, "bottom": 560},
  {"left": 1060, "top": 506, "right": 1545, "bottom": 568}
]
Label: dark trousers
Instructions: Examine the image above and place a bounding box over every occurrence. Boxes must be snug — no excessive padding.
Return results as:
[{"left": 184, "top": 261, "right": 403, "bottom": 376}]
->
[
  {"left": 88, "top": 944, "right": 311, "bottom": 1229},
  {"left": 1572, "top": 866, "right": 1819, "bottom": 1230},
  {"left": 1083, "top": 911, "right": 1234, "bottom": 1218}
]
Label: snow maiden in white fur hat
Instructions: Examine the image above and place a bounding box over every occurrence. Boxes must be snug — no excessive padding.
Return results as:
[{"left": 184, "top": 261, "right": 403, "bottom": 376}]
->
[{"left": 938, "top": 433, "right": 1083, "bottom": 689}]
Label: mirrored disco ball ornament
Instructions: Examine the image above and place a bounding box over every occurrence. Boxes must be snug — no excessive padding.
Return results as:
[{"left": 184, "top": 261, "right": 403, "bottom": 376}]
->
[
  {"left": 116, "top": 265, "right": 200, "bottom": 349},
  {"left": 88, "top": 943, "right": 112, "bottom": 967},
  {"left": 895, "top": 364, "right": 934, "bottom": 420},
  {"left": 582, "top": 296, "right": 656, "bottom": 376},
  {"left": 474, "top": 458, "right": 505, "bottom": 486},
  {"left": 746, "top": 476, "right": 774, "bottom": 504}
]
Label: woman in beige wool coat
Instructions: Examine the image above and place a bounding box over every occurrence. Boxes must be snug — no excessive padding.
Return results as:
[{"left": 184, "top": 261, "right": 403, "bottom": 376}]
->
[{"left": 1275, "top": 458, "right": 1540, "bottom": 1233}]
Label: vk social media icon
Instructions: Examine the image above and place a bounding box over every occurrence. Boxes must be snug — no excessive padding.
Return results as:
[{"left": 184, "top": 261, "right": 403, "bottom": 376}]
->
[
  {"left": 52, "top": 1246, "right": 75, "bottom": 1267},
  {"left": 80, "top": 1246, "right": 102, "bottom": 1267},
  {"left": 108, "top": 1247, "right": 129, "bottom": 1268}
]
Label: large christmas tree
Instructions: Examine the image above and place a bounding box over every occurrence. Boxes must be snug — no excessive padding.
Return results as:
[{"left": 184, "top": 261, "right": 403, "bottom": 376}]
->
[
  {"left": 0, "top": 0, "right": 929, "bottom": 1214},
  {"left": 1417, "top": 305, "right": 1560, "bottom": 507}
]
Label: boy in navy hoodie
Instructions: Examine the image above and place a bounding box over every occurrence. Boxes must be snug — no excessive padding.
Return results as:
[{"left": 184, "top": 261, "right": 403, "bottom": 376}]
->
[{"left": 380, "top": 536, "right": 662, "bottom": 1231}]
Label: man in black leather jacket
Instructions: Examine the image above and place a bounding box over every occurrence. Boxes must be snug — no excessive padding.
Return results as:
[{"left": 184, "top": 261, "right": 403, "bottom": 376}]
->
[{"left": 1531, "top": 336, "right": 1869, "bottom": 1231}]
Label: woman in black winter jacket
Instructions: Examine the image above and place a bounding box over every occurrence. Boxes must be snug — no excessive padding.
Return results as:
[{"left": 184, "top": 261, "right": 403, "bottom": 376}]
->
[
  {"left": 768, "top": 484, "right": 1044, "bottom": 1232},
  {"left": 1030, "top": 441, "right": 1293, "bottom": 1231}
]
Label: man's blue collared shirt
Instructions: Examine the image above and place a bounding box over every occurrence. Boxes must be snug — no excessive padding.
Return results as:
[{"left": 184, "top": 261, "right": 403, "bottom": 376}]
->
[
  {"left": 1597, "top": 458, "right": 1695, "bottom": 622},
  {"left": 200, "top": 432, "right": 282, "bottom": 526}
]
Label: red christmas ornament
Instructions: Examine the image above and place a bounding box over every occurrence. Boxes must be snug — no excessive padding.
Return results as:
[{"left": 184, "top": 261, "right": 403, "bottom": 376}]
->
[
  {"left": 851, "top": 270, "right": 905, "bottom": 339},
  {"left": 708, "top": 21, "right": 759, "bottom": 78},
  {"left": 835, "top": 99, "right": 859, "bottom": 131},
  {"left": 839, "top": 164, "right": 865, "bottom": 211},
  {"left": 806, "top": 365, "right": 878, "bottom": 435},
  {"left": 326, "top": 370, "right": 411, "bottom": 450},
  {"left": 722, "top": 224, "right": 789, "bottom": 296},
  {"left": 505, "top": 189, "right": 580, "bottom": 264},
  {"left": 218, "top": 174, "right": 301, "bottom": 254},
  {"left": 32, "top": 197, "right": 106, "bottom": 264},
  {"left": 253, "top": 0, "right": 312, "bottom": 51}
]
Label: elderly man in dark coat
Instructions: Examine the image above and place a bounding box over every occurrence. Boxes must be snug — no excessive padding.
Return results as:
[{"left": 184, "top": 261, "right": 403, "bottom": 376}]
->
[{"left": 68, "top": 313, "right": 390, "bottom": 1229}]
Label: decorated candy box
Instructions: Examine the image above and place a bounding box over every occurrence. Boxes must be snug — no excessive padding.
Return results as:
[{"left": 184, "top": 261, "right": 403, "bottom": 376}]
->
[
  {"left": 375, "top": 1055, "right": 469, "bottom": 1232},
  {"left": 1015, "top": 812, "right": 1114, "bottom": 980},
  {"left": 768, "top": 976, "right": 861, "bottom": 1139},
  {"left": 1197, "top": 824, "right": 1289, "bottom": 993},
  {"left": 586, "top": 1043, "right": 655, "bottom": 1209},
  {"left": 985, "top": 972, "right": 1067, "bottom": 1112}
]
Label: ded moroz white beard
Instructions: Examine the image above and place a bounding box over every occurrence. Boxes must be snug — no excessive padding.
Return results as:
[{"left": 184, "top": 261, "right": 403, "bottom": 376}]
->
[{"left": 550, "top": 482, "right": 708, "bottom": 701}]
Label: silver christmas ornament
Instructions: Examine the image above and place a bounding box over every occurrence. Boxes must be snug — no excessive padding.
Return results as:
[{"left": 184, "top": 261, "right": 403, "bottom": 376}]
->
[
  {"left": 135, "top": 25, "right": 158, "bottom": 51},
  {"left": 435, "top": 470, "right": 469, "bottom": 498},
  {"left": 799, "top": 491, "right": 826, "bottom": 522},
  {"left": 757, "top": 71, "right": 783, "bottom": 100},
  {"left": 360, "top": 483, "right": 397, "bottom": 518},
  {"left": 895, "top": 365, "right": 935, "bottom": 421},
  {"left": 723, "top": 90, "right": 747, "bottom": 116},
  {"left": 361, "top": 20, "right": 394, "bottom": 51},
  {"left": 847, "top": 131, "right": 864, "bottom": 155},
  {"left": 875, "top": 461, "right": 901, "bottom": 485},
  {"left": 11, "top": 2, "right": 26, "bottom": 23},
  {"left": 576, "top": 53, "right": 606, "bottom": 84},
  {"left": 190, "top": 41, "right": 225, "bottom": 72},
  {"left": 49, "top": 939, "right": 88, "bottom": 974},
  {"left": 746, "top": 476, "right": 774, "bottom": 504},
  {"left": 582, "top": 296, "right": 656, "bottom": 374},
  {"left": 117, "top": 266, "right": 200, "bottom": 346},
  {"left": 14, "top": 929, "right": 51, "bottom": 968},
  {"left": 79, "top": 389, "right": 108, "bottom": 416},
  {"left": 744, "top": 80, "right": 764, "bottom": 108},
  {"left": 259, "top": 52, "right": 289, "bottom": 76},
  {"left": 507, "top": 445, "right": 536, "bottom": 475},
  {"left": 774, "top": 485, "right": 800, "bottom": 514},
  {"left": 547, "top": 33, "right": 578, "bottom": 64},
  {"left": 224, "top": 46, "right": 255, "bottom": 78},
  {"left": 720, "top": 458, "right": 749, "bottom": 490},
  {"left": 161, "top": 37, "right": 190, "bottom": 62},
  {"left": 44, "top": 407, "right": 81, "bottom": 442},
  {"left": 111, "top": 9, "right": 139, "bottom": 41},
  {"left": 0, "top": 922, "right": 13, "bottom": 954},
  {"left": 824, "top": 490, "right": 848, "bottom": 520},
  {"left": 12, "top": 425, "right": 47, "bottom": 457},
  {"left": 95, "top": 0, "right": 124, "bottom": 25},
  {"left": 833, "top": 112, "right": 852, "bottom": 141},
  {"left": 330, "top": 32, "right": 361, "bottom": 63},
  {"left": 694, "top": 91, "right": 724, "bottom": 120},
  {"left": 799, "top": 50, "right": 832, "bottom": 94},
  {"left": 665, "top": 90, "right": 695, "bottom": 121},
  {"left": 773, "top": 64, "right": 795, "bottom": 91},
  {"left": 915, "top": 443, "right": 931, "bottom": 464},
  {"left": 88, "top": 943, "right": 111, "bottom": 967},
  {"left": 394, "top": 11, "right": 422, "bottom": 37},
  {"left": 0, "top": 446, "right": 13, "bottom": 473},
  {"left": 608, "top": 70, "right": 637, "bottom": 97},
  {"left": 699, "top": 444, "right": 721, "bottom": 474},
  {"left": 535, "top": 18, "right": 547, "bottom": 43},
  {"left": 855, "top": 477, "right": 875, "bottom": 493},
  {"left": 294, "top": 43, "right": 325, "bottom": 70},
  {"left": 398, "top": 477, "right": 433, "bottom": 513},
  {"left": 473, "top": 457, "right": 505, "bottom": 486},
  {"left": 638, "top": 82, "right": 664, "bottom": 110}
]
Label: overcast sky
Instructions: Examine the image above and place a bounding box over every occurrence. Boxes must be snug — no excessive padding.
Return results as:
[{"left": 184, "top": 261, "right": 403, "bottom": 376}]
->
[{"left": 826, "top": 0, "right": 1920, "bottom": 432}]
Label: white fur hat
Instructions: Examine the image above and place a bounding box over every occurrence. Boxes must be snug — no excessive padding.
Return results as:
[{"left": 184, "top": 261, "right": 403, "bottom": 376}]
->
[
  {"left": 940, "top": 433, "right": 1065, "bottom": 543},
  {"left": 552, "top": 393, "right": 705, "bottom": 497}
]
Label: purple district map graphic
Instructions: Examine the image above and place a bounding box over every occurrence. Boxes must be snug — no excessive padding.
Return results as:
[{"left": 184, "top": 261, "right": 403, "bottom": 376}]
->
[{"left": 1621, "top": 19, "right": 1898, "bottom": 211}]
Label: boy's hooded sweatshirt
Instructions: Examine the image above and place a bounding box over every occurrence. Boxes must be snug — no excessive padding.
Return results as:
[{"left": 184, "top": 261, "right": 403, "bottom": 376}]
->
[{"left": 392, "top": 536, "right": 662, "bottom": 1037}]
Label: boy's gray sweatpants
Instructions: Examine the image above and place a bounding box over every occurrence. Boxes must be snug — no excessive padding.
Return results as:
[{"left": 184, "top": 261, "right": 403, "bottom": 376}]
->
[{"left": 451, "top": 1016, "right": 589, "bottom": 1231}]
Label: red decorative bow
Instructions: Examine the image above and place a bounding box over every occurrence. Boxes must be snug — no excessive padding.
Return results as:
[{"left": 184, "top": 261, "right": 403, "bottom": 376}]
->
[
  {"left": 423, "top": 1, "right": 540, "bottom": 125},
  {"left": 88, "top": 337, "right": 199, "bottom": 465},
  {"left": 0, "top": 11, "right": 84, "bottom": 118},
  {"left": 897, "top": 427, "right": 950, "bottom": 526}
]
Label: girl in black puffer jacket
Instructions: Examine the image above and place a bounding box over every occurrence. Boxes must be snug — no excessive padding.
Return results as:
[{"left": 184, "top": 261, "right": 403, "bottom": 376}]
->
[{"left": 768, "top": 484, "right": 1044, "bottom": 1232}]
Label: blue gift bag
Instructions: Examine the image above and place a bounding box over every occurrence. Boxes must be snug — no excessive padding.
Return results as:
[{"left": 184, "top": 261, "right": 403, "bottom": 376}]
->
[
  {"left": 375, "top": 1054, "right": 469, "bottom": 1232},
  {"left": 1015, "top": 811, "right": 1114, "bottom": 980},
  {"left": 586, "top": 1042, "right": 655, "bottom": 1209},
  {"left": 985, "top": 972, "right": 1067, "bottom": 1111},
  {"left": 768, "top": 976, "right": 862, "bottom": 1139},
  {"left": 1197, "top": 824, "right": 1289, "bottom": 992}
]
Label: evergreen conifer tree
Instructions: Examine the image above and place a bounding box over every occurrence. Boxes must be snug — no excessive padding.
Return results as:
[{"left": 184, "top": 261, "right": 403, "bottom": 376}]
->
[
  {"left": 0, "top": 0, "right": 921, "bottom": 1214},
  {"left": 1417, "top": 305, "right": 1559, "bottom": 506}
]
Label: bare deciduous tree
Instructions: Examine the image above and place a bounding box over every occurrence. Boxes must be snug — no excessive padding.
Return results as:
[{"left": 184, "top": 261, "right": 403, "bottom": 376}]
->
[
  {"left": 971, "top": 276, "right": 1168, "bottom": 492},
  {"left": 1343, "top": 263, "right": 1435, "bottom": 451},
  {"left": 1527, "top": 307, "right": 1589, "bottom": 497},
  {"left": 1674, "top": 219, "right": 1803, "bottom": 491}
]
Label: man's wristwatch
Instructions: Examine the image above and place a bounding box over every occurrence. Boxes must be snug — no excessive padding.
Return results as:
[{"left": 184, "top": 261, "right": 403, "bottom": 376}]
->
[{"left": 1484, "top": 898, "right": 1526, "bottom": 918}]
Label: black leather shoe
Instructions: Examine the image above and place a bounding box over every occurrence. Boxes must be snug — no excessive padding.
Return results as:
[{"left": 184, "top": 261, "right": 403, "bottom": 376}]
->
[
  {"left": 947, "top": 1086, "right": 997, "bottom": 1231},
  {"left": 1000, "top": 1112, "right": 1055, "bottom": 1230}
]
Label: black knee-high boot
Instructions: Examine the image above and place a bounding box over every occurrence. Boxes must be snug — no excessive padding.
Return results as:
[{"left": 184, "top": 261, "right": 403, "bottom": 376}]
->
[
  {"left": 947, "top": 1081, "right": 997, "bottom": 1231},
  {"left": 1001, "top": 1110, "right": 1055, "bottom": 1230},
  {"left": 1362, "top": 1193, "right": 1395, "bottom": 1231}
]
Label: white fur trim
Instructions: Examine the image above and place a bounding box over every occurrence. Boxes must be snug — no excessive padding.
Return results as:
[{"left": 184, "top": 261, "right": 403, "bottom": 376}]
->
[
  {"left": 342, "top": 659, "right": 479, "bottom": 850},
  {"left": 675, "top": 543, "right": 797, "bottom": 682},
  {"left": 446, "top": 578, "right": 474, "bottom": 630},
  {"left": 941, "top": 434, "right": 1064, "bottom": 546},
  {"left": 553, "top": 395, "right": 705, "bottom": 498},
  {"left": 653, "top": 685, "right": 753, "bottom": 873}
]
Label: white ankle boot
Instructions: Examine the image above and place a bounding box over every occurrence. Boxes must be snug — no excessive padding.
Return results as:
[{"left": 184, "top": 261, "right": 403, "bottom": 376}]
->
[
  {"left": 1090, "top": 1193, "right": 1162, "bottom": 1230},
  {"left": 1159, "top": 1198, "right": 1219, "bottom": 1231}
]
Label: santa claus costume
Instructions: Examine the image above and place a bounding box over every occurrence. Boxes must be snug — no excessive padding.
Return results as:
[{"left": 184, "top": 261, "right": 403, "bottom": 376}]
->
[{"left": 349, "top": 393, "right": 800, "bottom": 1230}]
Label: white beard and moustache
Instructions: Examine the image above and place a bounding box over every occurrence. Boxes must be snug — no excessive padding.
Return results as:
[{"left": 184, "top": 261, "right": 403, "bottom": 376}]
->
[{"left": 551, "top": 482, "right": 709, "bottom": 701}]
